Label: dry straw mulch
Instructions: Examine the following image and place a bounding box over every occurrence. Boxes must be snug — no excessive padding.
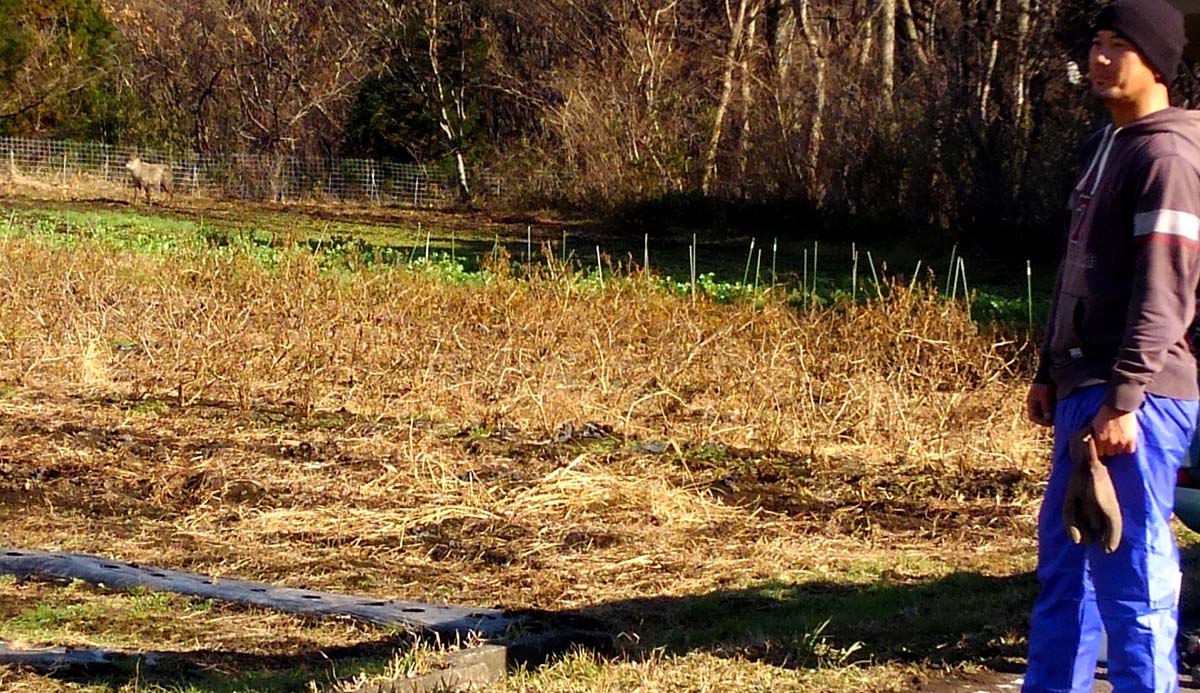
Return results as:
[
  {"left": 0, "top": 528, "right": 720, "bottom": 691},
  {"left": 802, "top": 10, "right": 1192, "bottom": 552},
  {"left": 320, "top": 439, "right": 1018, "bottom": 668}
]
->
[{"left": 0, "top": 235, "right": 1049, "bottom": 690}]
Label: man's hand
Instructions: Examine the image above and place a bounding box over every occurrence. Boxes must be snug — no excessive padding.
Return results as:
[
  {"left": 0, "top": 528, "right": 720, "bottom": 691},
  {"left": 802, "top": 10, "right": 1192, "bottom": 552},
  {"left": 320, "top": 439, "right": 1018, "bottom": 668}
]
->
[
  {"left": 1091, "top": 404, "right": 1138, "bottom": 457},
  {"left": 1027, "top": 383, "right": 1057, "bottom": 427}
]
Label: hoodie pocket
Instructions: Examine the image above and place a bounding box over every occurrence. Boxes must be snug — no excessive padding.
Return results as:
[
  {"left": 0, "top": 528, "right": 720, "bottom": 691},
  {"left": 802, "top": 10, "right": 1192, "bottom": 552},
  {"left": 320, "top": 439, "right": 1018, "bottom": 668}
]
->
[
  {"left": 1077, "top": 291, "right": 1126, "bottom": 351},
  {"left": 1050, "top": 292, "right": 1085, "bottom": 362},
  {"left": 1054, "top": 290, "right": 1125, "bottom": 361}
]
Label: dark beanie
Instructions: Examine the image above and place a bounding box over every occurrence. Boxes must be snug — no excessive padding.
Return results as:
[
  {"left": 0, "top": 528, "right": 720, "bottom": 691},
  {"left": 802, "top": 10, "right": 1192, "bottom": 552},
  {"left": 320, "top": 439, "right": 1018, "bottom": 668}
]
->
[{"left": 1094, "top": 0, "right": 1187, "bottom": 85}]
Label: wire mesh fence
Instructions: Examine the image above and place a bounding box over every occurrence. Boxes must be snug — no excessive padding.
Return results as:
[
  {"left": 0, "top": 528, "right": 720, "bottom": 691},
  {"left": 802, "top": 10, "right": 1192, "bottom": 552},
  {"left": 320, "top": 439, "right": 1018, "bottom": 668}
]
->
[{"left": 0, "top": 136, "right": 528, "bottom": 209}]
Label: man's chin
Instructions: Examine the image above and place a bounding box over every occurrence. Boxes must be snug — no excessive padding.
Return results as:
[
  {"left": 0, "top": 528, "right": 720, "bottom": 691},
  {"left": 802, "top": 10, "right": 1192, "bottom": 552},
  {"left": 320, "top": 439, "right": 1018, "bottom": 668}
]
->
[{"left": 1091, "top": 85, "right": 1122, "bottom": 100}]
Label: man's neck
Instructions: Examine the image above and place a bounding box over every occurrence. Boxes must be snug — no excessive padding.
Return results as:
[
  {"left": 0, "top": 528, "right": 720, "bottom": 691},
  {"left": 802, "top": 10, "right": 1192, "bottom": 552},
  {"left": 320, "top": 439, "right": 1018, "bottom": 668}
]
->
[{"left": 1107, "top": 86, "right": 1171, "bottom": 127}]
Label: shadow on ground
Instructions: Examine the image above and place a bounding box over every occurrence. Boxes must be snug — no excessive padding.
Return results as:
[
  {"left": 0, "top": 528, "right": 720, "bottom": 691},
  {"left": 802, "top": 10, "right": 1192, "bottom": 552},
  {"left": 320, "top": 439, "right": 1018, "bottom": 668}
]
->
[
  {"left": 567, "top": 569, "right": 1038, "bottom": 674},
  {"left": 16, "top": 635, "right": 424, "bottom": 692},
  {"left": 24, "top": 545, "right": 1200, "bottom": 690}
]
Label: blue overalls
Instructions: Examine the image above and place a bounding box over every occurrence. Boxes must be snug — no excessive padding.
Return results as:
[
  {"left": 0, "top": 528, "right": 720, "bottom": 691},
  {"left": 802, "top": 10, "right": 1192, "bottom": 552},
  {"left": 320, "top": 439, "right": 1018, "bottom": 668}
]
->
[{"left": 1023, "top": 385, "right": 1198, "bottom": 692}]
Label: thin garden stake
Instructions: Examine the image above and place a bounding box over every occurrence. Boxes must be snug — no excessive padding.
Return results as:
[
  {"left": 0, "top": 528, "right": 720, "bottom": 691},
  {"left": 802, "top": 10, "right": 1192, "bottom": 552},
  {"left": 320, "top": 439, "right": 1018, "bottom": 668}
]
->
[
  {"left": 562, "top": 230, "right": 567, "bottom": 265},
  {"left": 946, "top": 243, "right": 958, "bottom": 296},
  {"left": 959, "top": 257, "right": 971, "bottom": 319},
  {"left": 1027, "top": 260, "right": 1034, "bottom": 328},
  {"left": 867, "top": 251, "right": 882, "bottom": 300},
  {"left": 527, "top": 226, "right": 532, "bottom": 264},
  {"left": 691, "top": 234, "right": 700, "bottom": 302},
  {"left": 851, "top": 242, "right": 858, "bottom": 298},
  {"left": 644, "top": 233, "right": 649, "bottom": 275},
  {"left": 691, "top": 242, "right": 700, "bottom": 302},
  {"left": 596, "top": 246, "right": 604, "bottom": 289},
  {"left": 755, "top": 248, "right": 762, "bottom": 291},
  {"left": 743, "top": 238, "right": 755, "bottom": 286},
  {"left": 909, "top": 260, "right": 922, "bottom": 293},
  {"left": 771, "top": 238, "right": 778, "bottom": 288},
  {"left": 803, "top": 248, "right": 809, "bottom": 309},
  {"left": 424, "top": 225, "right": 430, "bottom": 263},
  {"left": 813, "top": 241, "right": 819, "bottom": 302},
  {"left": 950, "top": 255, "right": 960, "bottom": 302}
]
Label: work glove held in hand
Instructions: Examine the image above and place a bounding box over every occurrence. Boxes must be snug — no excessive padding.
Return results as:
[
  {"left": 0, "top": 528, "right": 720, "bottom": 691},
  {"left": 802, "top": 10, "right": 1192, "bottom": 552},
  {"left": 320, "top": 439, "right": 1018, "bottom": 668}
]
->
[{"left": 1063, "top": 428, "right": 1123, "bottom": 554}]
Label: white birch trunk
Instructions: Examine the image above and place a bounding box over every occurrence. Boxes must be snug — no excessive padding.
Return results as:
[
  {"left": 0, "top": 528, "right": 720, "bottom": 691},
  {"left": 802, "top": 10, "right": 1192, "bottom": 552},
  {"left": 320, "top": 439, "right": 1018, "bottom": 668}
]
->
[
  {"left": 701, "top": 0, "right": 750, "bottom": 195},
  {"left": 881, "top": 0, "right": 896, "bottom": 107},
  {"left": 737, "top": 0, "right": 761, "bottom": 182},
  {"left": 797, "top": 0, "right": 826, "bottom": 198},
  {"left": 899, "top": 0, "right": 927, "bottom": 65},
  {"left": 979, "top": 0, "right": 1003, "bottom": 123},
  {"left": 1014, "top": 0, "right": 1032, "bottom": 123}
]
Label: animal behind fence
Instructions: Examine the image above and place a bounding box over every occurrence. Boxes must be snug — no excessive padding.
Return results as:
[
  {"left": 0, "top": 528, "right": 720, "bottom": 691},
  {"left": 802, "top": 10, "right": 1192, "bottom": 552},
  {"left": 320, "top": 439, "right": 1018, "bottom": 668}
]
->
[{"left": 125, "top": 156, "right": 174, "bottom": 204}]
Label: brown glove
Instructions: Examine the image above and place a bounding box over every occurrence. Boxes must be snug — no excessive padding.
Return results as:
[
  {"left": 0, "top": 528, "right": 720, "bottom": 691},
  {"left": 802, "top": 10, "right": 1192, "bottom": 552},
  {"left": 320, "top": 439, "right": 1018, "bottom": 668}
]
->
[{"left": 1062, "top": 428, "right": 1123, "bottom": 553}]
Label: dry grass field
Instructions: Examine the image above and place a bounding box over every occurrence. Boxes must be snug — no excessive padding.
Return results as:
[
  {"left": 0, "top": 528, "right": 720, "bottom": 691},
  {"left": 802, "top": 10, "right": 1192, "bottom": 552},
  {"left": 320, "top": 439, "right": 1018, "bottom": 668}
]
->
[{"left": 0, "top": 192, "right": 1182, "bottom": 692}]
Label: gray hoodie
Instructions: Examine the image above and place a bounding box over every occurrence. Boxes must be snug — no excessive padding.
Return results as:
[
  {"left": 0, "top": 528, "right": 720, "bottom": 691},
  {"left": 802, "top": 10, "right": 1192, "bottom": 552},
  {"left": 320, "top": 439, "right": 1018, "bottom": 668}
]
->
[{"left": 1035, "top": 107, "right": 1200, "bottom": 411}]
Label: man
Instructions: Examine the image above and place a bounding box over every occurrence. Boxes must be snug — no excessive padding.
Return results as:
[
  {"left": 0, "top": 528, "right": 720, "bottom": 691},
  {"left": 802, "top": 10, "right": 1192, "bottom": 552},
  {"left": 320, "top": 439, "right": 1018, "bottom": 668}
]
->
[{"left": 1024, "top": 1, "right": 1200, "bottom": 691}]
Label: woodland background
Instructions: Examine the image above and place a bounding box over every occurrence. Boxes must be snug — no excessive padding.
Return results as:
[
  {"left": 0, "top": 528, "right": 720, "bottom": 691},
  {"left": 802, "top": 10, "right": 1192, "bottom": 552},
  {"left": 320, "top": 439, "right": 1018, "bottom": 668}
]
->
[{"left": 2, "top": 0, "right": 1191, "bottom": 257}]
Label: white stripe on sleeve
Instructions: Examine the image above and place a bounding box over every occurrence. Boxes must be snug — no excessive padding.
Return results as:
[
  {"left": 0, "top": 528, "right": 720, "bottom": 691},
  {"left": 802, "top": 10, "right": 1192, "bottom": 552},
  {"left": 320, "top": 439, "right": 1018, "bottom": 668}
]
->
[{"left": 1133, "top": 209, "right": 1200, "bottom": 241}]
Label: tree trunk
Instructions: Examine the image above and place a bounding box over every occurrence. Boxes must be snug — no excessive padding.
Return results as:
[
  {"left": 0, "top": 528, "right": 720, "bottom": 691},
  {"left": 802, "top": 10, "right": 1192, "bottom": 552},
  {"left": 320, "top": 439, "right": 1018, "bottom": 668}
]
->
[
  {"left": 1013, "top": 0, "right": 1032, "bottom": 123},
  {"left": 797, "top": 0, "right": 826, "bottom": 199},
  {"left": 858, "top": 15, "right": 874, "bottom": 69},
  {"left": 426, "top": 0, "right": 471, "bottom": 201},
  {"left": 768, "top": 0, "right": 799, "bottom": 184},
  {"left": 881, "top": 0, "right": 895, "bottom": 108},
  {"left": 701, "top": 0, "right": 750, "bottom": 196},
  {"left": 737, "top": 0, "right": 761, "bottom": 184},
  {"left": 899, "top": 0, "right": 927, "bottom": 65},
  {"left": 978, "top": 0, "right": 1003, "bottom": 123}
]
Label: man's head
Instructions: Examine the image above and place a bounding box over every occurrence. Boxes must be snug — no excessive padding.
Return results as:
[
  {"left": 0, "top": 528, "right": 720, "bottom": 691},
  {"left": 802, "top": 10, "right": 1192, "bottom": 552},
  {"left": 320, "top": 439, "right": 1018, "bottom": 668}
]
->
[{"left": 1089, "top": 0, "right": 1186, "bottom": 103}]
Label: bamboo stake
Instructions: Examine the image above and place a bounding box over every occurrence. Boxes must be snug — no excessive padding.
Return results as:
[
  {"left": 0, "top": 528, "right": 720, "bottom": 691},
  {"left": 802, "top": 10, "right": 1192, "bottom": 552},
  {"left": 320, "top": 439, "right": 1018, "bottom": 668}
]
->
[
  {"left": 867, "top": 251, "right": 882, "bottom": 300},
  {"left": 803, "top": 248, "right": 809, "bottom": 309},
  {"left": 949, "top": 254, "right": 960, "bottom": 302},
  {"left": 689, "top": 241, "right": 697, "bottom": 305},
  {"left": 851, "top": 242, "right": 858, "bottom": 298},
  {"left": 945, "top": 243, "right": 958, "bottom": 295},
  {"left": 771, "top": 238, "right": 778, "bottom": 288},
  {"left": 812, "top": 241, "right": 819, "bottom": 303},
  {"left": 743, "top": 238, "right": 756, "bottom": 286},
  {"left": 1026, "top": 260, "right": 1033, "bottom": 328}
]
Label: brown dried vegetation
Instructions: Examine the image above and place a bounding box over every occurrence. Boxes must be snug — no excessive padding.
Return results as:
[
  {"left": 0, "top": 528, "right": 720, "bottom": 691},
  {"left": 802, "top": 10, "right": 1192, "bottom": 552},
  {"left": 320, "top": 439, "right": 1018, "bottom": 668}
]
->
[{"left": 0, "top": 231, "right": 1050, "bottom": 690}]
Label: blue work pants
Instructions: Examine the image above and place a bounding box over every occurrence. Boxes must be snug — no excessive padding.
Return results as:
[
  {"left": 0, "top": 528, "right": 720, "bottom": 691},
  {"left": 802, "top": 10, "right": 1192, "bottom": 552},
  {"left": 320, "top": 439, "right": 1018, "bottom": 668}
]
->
[{"left": 1023, "top": 385, "right": 1197, "bottom": 693}]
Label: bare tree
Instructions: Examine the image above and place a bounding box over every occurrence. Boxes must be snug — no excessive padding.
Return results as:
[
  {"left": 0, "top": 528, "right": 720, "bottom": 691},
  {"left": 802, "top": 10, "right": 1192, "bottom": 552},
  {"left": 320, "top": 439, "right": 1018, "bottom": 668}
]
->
[
  {"left": 379, "top": 0, "right": 487, "bottom": 202},
  {"left": 0, "top": 0, "right": 124, "bottom": 138},
  {"left": 701, "top": 0, "right": 752, "bottom": 195},
  {"left": 796, "top": 0, "right": 828, "bottom": 199},
  {"left": 104, "top": 0, "right": 386, "bottom": 154},
  {"left": 736, "top": 0, "right": 762, "bottom": 183},
  {"left": 899, "top": 0, "right": 927, "bottom": 66},
  {"left": 1013, "top": 0, "right": 1033, "bottom": 122},
  {"left": 881, "top": 0, "right": 896, "bottom": 108},
  {"left": 978, "top": 0, "right": 1004, "bottom": 123}
]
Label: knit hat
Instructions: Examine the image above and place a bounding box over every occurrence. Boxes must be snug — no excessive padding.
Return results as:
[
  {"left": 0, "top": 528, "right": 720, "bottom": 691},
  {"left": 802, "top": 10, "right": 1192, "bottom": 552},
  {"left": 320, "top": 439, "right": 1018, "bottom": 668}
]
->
[{"left": 1093, "top": 0, "right": 1187, "bottom": 85}]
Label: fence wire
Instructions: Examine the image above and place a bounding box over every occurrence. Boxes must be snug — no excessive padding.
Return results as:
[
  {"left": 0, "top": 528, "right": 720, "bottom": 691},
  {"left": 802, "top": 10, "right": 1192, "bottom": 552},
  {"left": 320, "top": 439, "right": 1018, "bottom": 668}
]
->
[{"left": 0, "top": 136, "right": 527, "bottom": 209}]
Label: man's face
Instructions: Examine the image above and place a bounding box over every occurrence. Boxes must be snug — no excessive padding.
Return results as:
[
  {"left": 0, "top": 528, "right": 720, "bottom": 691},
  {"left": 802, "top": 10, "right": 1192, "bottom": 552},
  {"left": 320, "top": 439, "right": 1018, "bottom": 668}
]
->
[{"left": 1088, "top": 30, "right": 1161, "bottom": 102}]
